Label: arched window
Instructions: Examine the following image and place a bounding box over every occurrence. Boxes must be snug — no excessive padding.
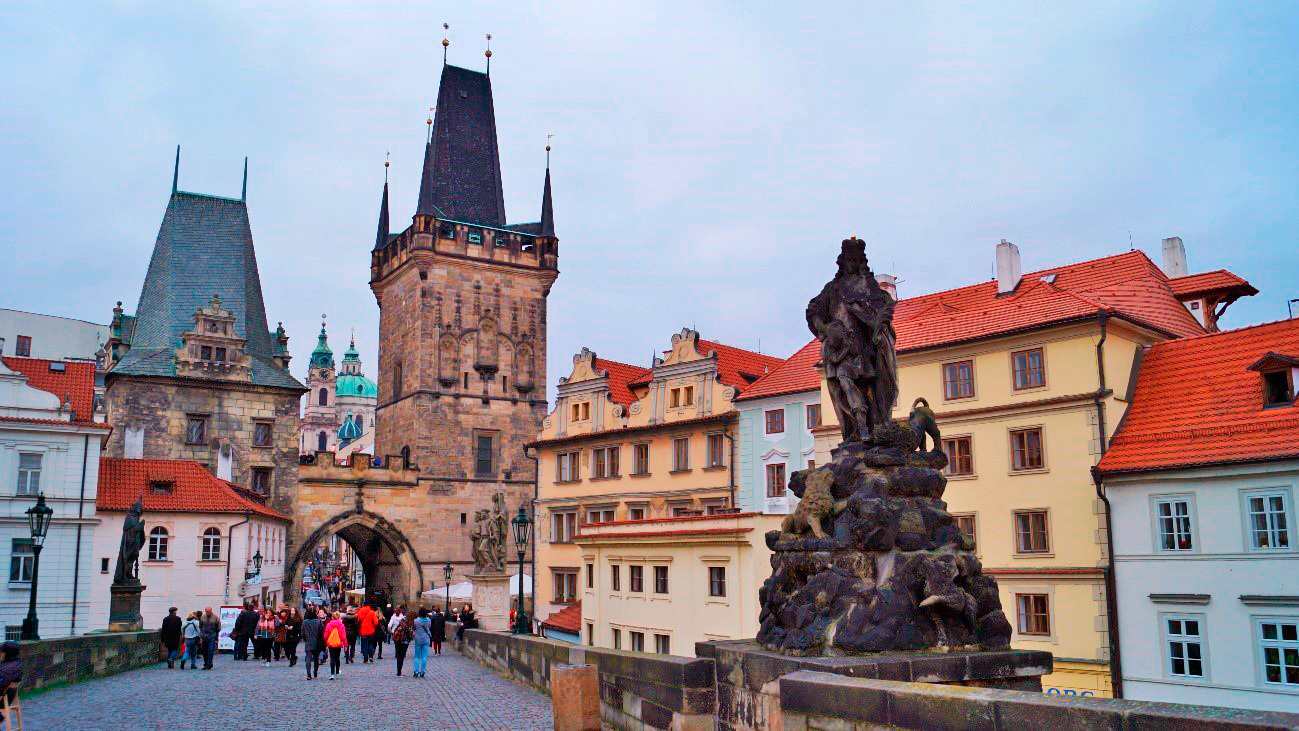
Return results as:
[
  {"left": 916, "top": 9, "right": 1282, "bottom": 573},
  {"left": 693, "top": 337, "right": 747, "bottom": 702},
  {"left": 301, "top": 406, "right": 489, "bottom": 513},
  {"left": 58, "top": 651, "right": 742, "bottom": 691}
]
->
[
  {"left": 201, "top": 527, "right": 222, "bottom": 561},
  {"left": 400, "top": 446, "right": 411, "bottom": 469},
  {"left": 318, "top": 431, "right": 328, "bottom": 452},
  {"left": 148, "top": 527, "right": 169, "bottom": 561},
  {"left": 318, "top": 388, "right": 329, "bottom": 406}
]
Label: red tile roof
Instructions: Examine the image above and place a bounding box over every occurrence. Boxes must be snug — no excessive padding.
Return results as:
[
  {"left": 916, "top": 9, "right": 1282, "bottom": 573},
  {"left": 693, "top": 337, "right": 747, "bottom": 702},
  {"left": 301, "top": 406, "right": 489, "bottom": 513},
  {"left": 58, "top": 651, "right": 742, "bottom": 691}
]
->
[
  {"left": 526, "top": 412, "right": 734, "bottom": 449},
  {"left": 540, "top": 601, "right": 582, "bottom": 634},
  {"left": 697, "top": 339, "right": 784, "bottom": 391},
  {"left": 737, "top": 339, "right": 822, "bottom": 401},
  {"left": 1098, "top": 318, "right": 1299, "bottom": 474},
  {"left": 97, "top": 457, "right": 290, "bottom": 521},
  {"left": 0, "top": 416, "right": 110, "bottom": 430},
  {"left": 593, "top": 357, "right": 651, "bottom": 406},
  {"left": 3, "top": 356, "right": 96, "bottom": 422},
  {"left": 1168, "top": 270, "right": 1258, "bottom": 300}
]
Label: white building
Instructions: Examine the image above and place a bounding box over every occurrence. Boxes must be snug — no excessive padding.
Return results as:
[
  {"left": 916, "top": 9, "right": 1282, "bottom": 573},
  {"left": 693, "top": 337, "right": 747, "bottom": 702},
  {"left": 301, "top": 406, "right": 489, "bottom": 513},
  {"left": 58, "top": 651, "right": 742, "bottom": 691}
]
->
[
  {"left": 0, "top": 309, "right": 108, "bottom": 362},
  {"left": 89, "top": 457, "right": 291, "bottom": 628},
  {"left": 0, "top": 350, "right": 107, "bottom": 638},
  {"left": 1099, "top": 319, "right": 1299, "bottom": 711}
]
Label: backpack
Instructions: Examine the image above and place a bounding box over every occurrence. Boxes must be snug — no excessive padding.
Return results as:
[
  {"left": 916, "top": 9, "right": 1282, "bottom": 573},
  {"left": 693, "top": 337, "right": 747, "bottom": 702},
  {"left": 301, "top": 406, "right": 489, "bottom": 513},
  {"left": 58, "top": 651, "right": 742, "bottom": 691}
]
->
[
  {"left": 325, "top": 624, "right": 344, "bottom": 648},
  {"left": 393, "top": 617, "right": 414, "bottom": 644}
]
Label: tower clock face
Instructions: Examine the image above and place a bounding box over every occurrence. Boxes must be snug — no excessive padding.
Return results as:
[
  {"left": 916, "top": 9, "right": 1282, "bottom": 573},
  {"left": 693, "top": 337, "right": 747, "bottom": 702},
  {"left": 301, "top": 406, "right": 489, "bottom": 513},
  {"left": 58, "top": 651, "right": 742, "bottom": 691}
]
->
[{"left": 320, "top": 369, "right": 332, "bottom": 380}]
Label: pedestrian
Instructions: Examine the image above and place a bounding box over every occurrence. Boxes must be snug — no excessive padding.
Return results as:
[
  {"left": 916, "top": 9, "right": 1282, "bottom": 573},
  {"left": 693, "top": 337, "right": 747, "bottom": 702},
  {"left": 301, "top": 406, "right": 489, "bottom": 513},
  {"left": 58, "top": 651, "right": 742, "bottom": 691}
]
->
[
  {"left": 284, "top": 606, "right": 302, "bottom": 667},
  {"left": 256, "top": 607, "right": 276, "bottom": 666},
  {"left": 342, "top": 607, "right": 360, "bottom": 664},
  {"left": 301, "top": 608, "right": 323, "bottom": 679},
  {"left": 200, "top": 606, "right": 221, "bottom": 670},
  {"left": 356, "top": 601, "right": 378, "bottom": 663},
  {"left": 323, "top": 611, "right": 348, "bottom": 680},
  {"left": 0, "top": 642, "right": 20, "bottom": 722},
  {"left": 411, "top": 608, "right": 432, "bottom": 678},
  {"left": 181, "top": 611, "right": 202, "bottom": 669},
  {"left": 455, "top": 603, "right": 476, "bottom": 641},
  {"left": 388, "top": 606, "right": 411, "bottom": 676},
  {"left": 160, "top": 607, "right": 182, "bottom": 668},
  {"left": 273, "top": 607, "right": 289, "bottom": 661},
  {"left": 234, "top": 601, "right": 258, "bottom": 660},
  {"left": 374, "top": 604, "right": 387, "bottom": 660},
  {"left": 430, "top": 606, "right": 447, "bottom": 656}
]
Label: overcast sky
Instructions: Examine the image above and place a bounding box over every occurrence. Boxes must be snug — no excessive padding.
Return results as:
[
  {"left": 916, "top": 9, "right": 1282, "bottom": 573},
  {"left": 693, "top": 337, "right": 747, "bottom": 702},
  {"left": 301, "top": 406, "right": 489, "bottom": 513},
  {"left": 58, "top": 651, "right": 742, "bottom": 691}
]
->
[{"left": 3, "top": 2, "right": 1296, "bottom": 400}]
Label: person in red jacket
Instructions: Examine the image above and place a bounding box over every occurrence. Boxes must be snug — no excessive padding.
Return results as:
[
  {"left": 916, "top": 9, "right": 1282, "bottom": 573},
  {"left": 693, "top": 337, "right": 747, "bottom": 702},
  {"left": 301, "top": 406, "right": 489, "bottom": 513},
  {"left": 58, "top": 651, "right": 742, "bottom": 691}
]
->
[
  {"left": 356, "top": 602, "right": 379, "bottom": 664},
  {"left": 322, "top": 611, "right": 348, "bottom": 679}
]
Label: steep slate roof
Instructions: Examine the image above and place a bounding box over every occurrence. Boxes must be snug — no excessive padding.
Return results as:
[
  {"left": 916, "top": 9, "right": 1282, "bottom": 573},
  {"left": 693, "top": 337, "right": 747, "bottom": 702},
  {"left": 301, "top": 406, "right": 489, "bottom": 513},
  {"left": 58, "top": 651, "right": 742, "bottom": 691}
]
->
[
  {"left": 97, "top": 457, "right": 290, "bottom": 521},
  {"left": 540, "top": 601, "right": 581, "bottom": 634},
  {"left": 417, "top": 65, "right": 507, "bottom": 226},
  {"left": 2, "top": 356, "right": 96, "bottom": 421},
  {"left": 1098, "top": 318, "right": 1299, "bottom": 474},
  {"left": 736, "top": 340, "right": 822, "bottom": 401},
  {"left": 592, "top": 357, "right": 651, "bottom": 406},
  {"left": 111, "top": 190, "right": 303, "bottom": 391},
  {"left": 1167, "top": 270, "right": 1258, "bottom": 300}
]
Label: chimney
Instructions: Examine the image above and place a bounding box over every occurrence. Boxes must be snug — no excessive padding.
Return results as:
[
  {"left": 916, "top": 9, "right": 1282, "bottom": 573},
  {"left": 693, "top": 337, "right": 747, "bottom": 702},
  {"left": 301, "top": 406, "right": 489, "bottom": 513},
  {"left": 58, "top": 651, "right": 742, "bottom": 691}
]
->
[
  {"left": 877, "top": 273, "right": 898, "bottom": 300},
  {"left": 1161, "top": 236, "right": 1187, "bottom": 278},
  {"left": 996, "top": 240, "right": 1022, "bottom": 295}
]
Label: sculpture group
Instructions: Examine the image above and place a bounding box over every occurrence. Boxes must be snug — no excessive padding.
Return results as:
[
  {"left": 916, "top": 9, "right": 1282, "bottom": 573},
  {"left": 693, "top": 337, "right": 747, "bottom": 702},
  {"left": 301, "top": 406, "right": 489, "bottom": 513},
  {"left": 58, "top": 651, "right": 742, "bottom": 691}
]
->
[
  {"left": 758, "top": 237, "right": 1013, "bottom": 655},
  {"left": 471, "top": 492, "right": 509, "bottom": 574}
]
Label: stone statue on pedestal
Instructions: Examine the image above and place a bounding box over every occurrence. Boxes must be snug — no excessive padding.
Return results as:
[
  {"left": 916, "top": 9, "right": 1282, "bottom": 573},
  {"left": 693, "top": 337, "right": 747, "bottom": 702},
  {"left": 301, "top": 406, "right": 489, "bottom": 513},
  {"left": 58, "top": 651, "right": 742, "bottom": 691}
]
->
[
  {"left": 470, "top": 493, "right": 509, "bottom": 574},
  {"left": 758, "top": 237, "right": 1012, "bottom": 656},
  {"left": 113, "top": 498, "right": 145, "bottom": 586}
]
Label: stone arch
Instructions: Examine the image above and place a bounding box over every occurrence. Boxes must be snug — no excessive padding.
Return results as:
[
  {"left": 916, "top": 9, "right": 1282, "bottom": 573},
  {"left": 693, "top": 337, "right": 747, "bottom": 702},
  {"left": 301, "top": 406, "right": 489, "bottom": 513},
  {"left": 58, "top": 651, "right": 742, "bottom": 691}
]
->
[{"left": 286, "top": 509, "right": 425, "bottom": 607}]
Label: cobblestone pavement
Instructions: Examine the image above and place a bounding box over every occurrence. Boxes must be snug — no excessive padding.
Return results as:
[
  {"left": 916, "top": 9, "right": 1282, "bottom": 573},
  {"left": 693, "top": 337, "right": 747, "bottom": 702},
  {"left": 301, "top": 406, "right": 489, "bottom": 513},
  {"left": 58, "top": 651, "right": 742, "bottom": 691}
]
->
[{"left": 24, "top": 645, "right": 553, "bottom": 730}]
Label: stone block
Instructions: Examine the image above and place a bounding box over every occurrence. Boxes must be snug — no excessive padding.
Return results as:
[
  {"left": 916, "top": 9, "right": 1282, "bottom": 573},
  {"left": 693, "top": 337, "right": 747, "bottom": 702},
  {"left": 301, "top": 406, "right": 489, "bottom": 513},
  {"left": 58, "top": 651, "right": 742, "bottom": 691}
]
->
[
  {"left": 550, "top": 663, "right": 599, "bottom": 731},
  {"left": 780, "top": 671, "right": 888, "bottom": 722},
  {"left": 640, "top": 699, "right": 674, "bottom": 730},
  {"left": 992, "top": 693, "right": 1122, "bottom": 731}
]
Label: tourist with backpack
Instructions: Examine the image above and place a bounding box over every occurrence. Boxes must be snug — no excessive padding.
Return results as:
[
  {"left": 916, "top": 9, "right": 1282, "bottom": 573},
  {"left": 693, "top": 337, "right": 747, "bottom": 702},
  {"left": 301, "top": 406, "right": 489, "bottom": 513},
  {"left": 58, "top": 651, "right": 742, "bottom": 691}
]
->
[
  {"left": 388, "top": 606, "right": 412, "bottom": 676},
  {"left": 181, "top": 611, "right": 202, "bottom": 669},
  {"left": 323, "top": 611, "right": 348, "bottom": 679},
  {"left": 411, "top": 608, "right": 433, "bottom": 678}
]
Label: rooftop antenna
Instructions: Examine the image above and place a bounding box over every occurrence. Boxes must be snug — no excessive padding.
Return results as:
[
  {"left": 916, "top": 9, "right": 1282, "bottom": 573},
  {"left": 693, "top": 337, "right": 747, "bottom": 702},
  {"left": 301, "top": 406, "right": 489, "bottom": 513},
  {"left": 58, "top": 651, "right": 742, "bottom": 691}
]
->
[
  {"left": 485, "top": 33, "right": 492, "bottom": 75},
  {"left": 1129, "top": 231, "right": 1134, "bottom": 251},
  {"left": 172, "top": 145, "right": 180, "bottom": 194},
  {"left": 385, "top": 150, "right": 390, "bottom": 182},
  {"left": 241, "top": 156, "right": 248, "bottom": 202},
  {"left": 442, "top": 23, "right": 450, "bottom": 65}
]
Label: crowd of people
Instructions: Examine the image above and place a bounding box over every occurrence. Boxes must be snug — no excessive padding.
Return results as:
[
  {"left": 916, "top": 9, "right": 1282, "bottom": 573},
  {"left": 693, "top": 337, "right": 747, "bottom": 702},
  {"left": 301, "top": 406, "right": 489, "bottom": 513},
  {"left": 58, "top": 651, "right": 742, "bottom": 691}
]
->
[{"left": 158, "top": 598, "right": 479, "bottom": 680}]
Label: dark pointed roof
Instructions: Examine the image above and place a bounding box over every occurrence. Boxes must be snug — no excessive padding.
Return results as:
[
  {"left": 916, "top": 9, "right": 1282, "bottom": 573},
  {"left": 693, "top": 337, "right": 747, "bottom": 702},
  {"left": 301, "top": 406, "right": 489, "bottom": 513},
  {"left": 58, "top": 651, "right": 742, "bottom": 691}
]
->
[
  {"left": 540, "top": 166, "right": 555, "bottom": 237},
  {"left": 416, "top": 65, "right": 507, "bottom": 226},
  {"left": 375, "top": 178, "right": 390, "bottom": 250},
  {"left": 110, "top": 188, "right": 304, "bottom": 391}
]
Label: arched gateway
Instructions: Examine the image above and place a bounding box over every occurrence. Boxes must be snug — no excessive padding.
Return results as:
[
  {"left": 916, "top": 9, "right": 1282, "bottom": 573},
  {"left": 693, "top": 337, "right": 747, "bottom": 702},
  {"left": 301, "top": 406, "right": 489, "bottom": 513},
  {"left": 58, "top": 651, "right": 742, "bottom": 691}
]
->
[{"left": 286, "top": 508, "right": 424, "bottom": 606}]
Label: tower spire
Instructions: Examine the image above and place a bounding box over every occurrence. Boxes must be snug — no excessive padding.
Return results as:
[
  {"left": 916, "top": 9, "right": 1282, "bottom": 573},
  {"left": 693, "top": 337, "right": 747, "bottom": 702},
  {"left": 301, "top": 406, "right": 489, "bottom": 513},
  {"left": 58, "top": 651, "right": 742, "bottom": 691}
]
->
[
  {"left": 172, "top": 145, "right": 180, "bottom": 194},
  {"left": 375, "top": 158, "right": 390, "bottom": 250},
  {"left": 485, "top": 33, "right": 492, "bottom": 76},
  {"left": 241, "top": 156, "right": 248, "bottom": 202},
  {"left": 540, "top": 139, "right": 555, "bottom": 237},
  {"left": 442, "top": 23, "right": 449, "bottom": 65}
]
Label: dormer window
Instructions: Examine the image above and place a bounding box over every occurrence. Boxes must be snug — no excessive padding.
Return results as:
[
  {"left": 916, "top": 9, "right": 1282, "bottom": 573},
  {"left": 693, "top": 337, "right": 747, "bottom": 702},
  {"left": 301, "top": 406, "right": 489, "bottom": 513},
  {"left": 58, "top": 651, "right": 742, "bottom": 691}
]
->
[
  {"left": 1248, "top": 353, "right": 1298, "bottom": 409},
  {"left": 149, "top": 480, "right": 174, "bottom": 495},
  {"left": 467, "top": 229, "right": 483, "bottom": 245}
]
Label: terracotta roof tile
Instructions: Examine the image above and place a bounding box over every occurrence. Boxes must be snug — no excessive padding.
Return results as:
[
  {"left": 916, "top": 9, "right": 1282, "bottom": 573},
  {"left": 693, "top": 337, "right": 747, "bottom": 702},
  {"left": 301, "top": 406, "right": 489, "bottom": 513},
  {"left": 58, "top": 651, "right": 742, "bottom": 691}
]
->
[
  {"left": 696, "top": 339, "right": 784, "bottom": 391},
  {"left": 737, "top": 340, "right": 822, "bottom": 401},
  {"left": 592, "top": 358, "right": 651, "bottom": 406},
  {"left": 97, "top": 457, "right": 290, "bottom": 521},
  {"left": 1168, "top": 270, "right": 1257, "bottom": 299},
  {"left": 1098, "top": 318, "right": 1299, "bottom": 474},
  {"left": 0, "top": 416, "right": 110, "bottom": 430},
  {"left": 540, "top": 601, "right": 582, "bottom": 633},
  {"left": 3, "top": 356, "right": 96, "bottom": 421}
]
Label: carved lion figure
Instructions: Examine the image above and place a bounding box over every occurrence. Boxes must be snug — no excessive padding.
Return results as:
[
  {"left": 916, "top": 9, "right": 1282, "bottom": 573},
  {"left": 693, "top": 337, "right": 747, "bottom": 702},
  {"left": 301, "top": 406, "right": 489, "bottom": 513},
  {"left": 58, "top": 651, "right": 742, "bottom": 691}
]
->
[{"left": 780, "top": 469, "right": 846, "bottom": 539}]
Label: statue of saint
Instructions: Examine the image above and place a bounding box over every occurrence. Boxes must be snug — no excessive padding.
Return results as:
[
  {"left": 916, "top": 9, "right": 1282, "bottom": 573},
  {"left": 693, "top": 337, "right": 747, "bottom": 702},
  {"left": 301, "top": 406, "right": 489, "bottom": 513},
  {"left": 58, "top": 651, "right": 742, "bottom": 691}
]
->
[
  {"left": 469, "top": 493, "right": 511, "bottom": 574},
  {"left": 490, "top": 493, "right": 509, "bottom": 571},
  {"left": 806, "top": 238, "right": 899, "bottom": 443},
  {"left": 113, "top": 498, "right": 146, "bottom": 585}
]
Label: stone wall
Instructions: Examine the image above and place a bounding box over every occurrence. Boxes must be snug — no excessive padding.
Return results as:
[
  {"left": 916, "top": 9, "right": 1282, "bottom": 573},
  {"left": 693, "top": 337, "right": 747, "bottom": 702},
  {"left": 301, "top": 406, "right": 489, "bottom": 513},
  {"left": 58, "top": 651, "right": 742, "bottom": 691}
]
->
[
  {"left": 19, "top": 631, "right": 162, "bottom": 692},
  {"left": 778, "top": 670, "right": 1299, "bottom": 730},
  {"left": 456, "top": 629, "right": 715, "bottom": 730}
]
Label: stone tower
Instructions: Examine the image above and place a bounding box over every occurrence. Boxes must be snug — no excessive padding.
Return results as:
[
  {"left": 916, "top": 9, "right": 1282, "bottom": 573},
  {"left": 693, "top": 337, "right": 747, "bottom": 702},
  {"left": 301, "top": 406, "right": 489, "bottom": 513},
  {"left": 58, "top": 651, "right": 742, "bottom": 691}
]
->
[
  {"left": 369, "top": 62, "right": 559, "bottom": 583},
  {"left": 299, "top": 319, "right": 338, "bottom": 454}
]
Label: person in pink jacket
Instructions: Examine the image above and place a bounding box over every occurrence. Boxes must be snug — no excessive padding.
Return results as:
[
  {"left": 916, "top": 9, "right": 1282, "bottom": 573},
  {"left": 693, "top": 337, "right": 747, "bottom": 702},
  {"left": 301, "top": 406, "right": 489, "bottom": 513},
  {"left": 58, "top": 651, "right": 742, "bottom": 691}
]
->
[{"left": 322, "top": 611, "right": 349, "bottom": 679}]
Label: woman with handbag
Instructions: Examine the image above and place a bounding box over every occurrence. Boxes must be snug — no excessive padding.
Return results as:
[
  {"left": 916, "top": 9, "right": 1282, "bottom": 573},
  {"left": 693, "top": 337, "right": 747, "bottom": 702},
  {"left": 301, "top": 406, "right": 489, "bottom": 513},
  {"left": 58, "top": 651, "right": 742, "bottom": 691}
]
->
[
  {"left": 388, "top": 606, "right": 412, "bottom": 676},
  {"left": 181, "top": 611, "right": 202, "bottom": 669}
]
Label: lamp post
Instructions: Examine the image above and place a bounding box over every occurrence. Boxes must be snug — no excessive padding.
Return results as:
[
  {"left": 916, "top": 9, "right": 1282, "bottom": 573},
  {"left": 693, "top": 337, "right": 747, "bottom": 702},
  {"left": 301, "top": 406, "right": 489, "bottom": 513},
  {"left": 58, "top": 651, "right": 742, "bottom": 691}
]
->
[
  {"left": 246, "top": 550, "right": 263, "bottom": 581},
  {"left": 511, "top": 507, "right": 532, "bottom": 634},
  {"left": 443, "top": 561, "right": 453, "bottom": 617},
  {"left": 21, "top": 493, "right": 54, "bottom": 640}
]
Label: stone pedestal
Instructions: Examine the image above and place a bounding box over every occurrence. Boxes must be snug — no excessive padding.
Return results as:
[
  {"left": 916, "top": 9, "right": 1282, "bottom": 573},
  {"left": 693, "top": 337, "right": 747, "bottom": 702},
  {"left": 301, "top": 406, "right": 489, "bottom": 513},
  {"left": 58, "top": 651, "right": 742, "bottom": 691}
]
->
[
  {"left": 108, "top": 582, "right": 146, "bottom": 632},
  {"left": 550, "top": 663, "right": 600, "bottom": 731},
  {"left": 467, "top": 573, "right": 511, "bottom": 632}
]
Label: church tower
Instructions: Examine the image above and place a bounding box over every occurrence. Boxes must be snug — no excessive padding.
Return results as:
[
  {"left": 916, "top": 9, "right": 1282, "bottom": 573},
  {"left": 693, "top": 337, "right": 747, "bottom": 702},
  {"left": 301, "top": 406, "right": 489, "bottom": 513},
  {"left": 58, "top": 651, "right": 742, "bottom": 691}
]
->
[
  {"left": 299, "top": 319, "right": 339, "bottom": 454},
  {"left": 370, "top": 59, "right": 558, "bottom": 583}
]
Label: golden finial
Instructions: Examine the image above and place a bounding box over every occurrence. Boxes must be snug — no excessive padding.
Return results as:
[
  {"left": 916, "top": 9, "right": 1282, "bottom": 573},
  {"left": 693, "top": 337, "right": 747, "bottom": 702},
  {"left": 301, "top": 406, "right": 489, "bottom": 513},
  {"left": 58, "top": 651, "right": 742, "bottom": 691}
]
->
[
  {"left": 442, "top": 22, "right": 450, "bottom": 64},
  {"left": 485, "top": 33, "right": 492, "bottom": 58}
]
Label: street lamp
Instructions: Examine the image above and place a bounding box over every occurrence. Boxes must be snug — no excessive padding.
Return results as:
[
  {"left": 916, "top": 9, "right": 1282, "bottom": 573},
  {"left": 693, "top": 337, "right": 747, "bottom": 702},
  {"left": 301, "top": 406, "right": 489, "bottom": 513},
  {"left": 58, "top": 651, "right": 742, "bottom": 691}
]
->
[
  {"left": 511, "top": 507, "right": 532, "bottom": 634},
  {"left": 21, "top": 493, "right": 54, "bottom": 640},
  {"left": 246, "top": 550, "right": 263, "bottom": 581},
  {"left": 443, "top": 561, "right": 453, "bottom": 617}
]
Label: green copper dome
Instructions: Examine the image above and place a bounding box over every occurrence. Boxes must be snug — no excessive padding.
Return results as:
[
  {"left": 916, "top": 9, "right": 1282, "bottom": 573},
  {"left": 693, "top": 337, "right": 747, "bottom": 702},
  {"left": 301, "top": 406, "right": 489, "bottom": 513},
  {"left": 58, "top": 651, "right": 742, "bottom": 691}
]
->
[
  {"left": 338, "top": 413, "right": 364, "bottom": 444},
  {"left": 336, "top": 373, "right": 377, "bottom": 398},
  {"left": 309, "top": 322, "right": 334, "bottom": 370}
]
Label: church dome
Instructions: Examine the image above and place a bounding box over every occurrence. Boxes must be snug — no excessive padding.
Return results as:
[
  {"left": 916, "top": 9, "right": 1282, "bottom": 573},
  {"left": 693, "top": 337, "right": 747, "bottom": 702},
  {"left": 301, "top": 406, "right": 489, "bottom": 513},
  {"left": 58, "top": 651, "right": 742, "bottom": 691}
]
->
[
  {"left": 338, "top": 413, "right": 364, "bottom": 443},
  {"left": 336, "top": 373, "right": 377, "bottom": 399}
]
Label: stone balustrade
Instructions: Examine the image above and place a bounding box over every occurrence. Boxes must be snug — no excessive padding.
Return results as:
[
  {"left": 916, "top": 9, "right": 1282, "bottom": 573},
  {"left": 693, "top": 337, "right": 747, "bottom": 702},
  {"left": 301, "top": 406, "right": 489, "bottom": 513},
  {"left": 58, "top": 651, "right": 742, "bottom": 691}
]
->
[{"left": 19, "top": 630, "right": 162, "bottom": 692}]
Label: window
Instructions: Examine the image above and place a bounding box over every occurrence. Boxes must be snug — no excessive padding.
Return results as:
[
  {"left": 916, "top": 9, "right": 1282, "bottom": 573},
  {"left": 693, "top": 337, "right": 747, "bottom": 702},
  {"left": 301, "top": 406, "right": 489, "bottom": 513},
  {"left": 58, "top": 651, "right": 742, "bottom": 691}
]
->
[
  {"left": 147, "top": 527, "right": 170, "bottom": 561},
  {"left": 317, "top": 387, "right": 328, "bottom": 406},
  {"left": 550, "top": 511, "right": 577, "bottom": 543},
  {"left": 654, "top": 634, "right": 671, "bottom": 654},
  {"left": 943, "top": 360, "right": 975, "bottom": 400},
  {"left": 672, "top": 437, "right": 690, "bottom": 471},
  {"left": 1014, "top": 510, "right": 1050, "bottom": 553},
  {"left": 1011, "top": 348, "right": 1046, "bottom": 390},
  {"left": 586, "top": 507, "right": 615, "bottom": 524},
  {"left": 628, "top": 506, "right": 646, "bottom": 521},
  {"left": 1257, "top": 618, "right": 1299, "bottom": 687},
  {"left": 149, "top": 479, "right": 173, "bottom": 495},
  {"left": 393, "top": 361, "right": 403, "bottom": 398},
  {"left": 552, "top": 569, "right": 577, "bottom": 603},
  {"left": 1016, "top": 594, "right": 1050, "bottom": 636},
  {"left": 571, "top": 402, "right": 591, "bottom": 421},
  {"left": 1262, "top": 370, "right": 1294, "bottom": 407},
  {"left": 954, "top": 514, "right": 977, "bottom": 551},
  {"left": 632, "top": 444, "right": 650, "bottom": 475},
  {"left": 942, "top": 437, "right": 973, "bottom": 476},
  {"left": 100, "top": 557, "right": 110, "bottom": 573},
  {"left": 1154, "top": 498, "right": 1194, "bottom": 551},
  {"left": 709, "top": 566, "right": 727, "bottom": 597},
  {"left": 8, "top": 540, "right": 33, "bottom": 583},
  {"left": 14, "top": 336, "right": 31, "bottom": 357},
  {"left": 317, "top": 431, "right": 328, "bottom": 453},
  {"left": 475, "top": 434, "right": 494, "bottom": 477},
  {"left": 629, "top": 565, "right": 643, "bottom": 592},
  {"left": 1245, "top": 491, "right": 1290, "bottom": 550},
  {"left": 630, "top": 631, "right": 645, "bottom": 652},
  {"left": 612, "top": 628, "right": 621, "bottom": 650},
  {"left": 671, "top": 503, "right": 697, "bottom": 517},
  {"left": 16, "top": 453, "right": 41, "bottom": 496},
  {"left": 586, "top": 563, "right": 594, "bottom": 589},
  {"left": 611, "top": 564, "right": 621, "bottom": 591},
  {"left": 706, "top": 433, "right": 725, "bottom": 468},
  {"left": 251, "top": 468, "right": 271, "bottom": 496},
  {"left": 253, "top": 421, "right": 272, "bottom": 447},
  {"left": 683, "top": 386, "right": 694, "bottom": 407},
  {"left": 200, "top": 345, "right": 213, "bottom": 361},
  {"left": 766, "top": 463, "right": 787, "bottom": 498},
  {"left": 1010, "top": 427, "right": 1044, "bottom": 471},
  {"left": 654, "top": 566, "right": 669, "bottom": 594},
  {"left": 1163, "top": 614, "right": 1206, "bottom": 679},
  {"left": 765, "top": 409, "right": 785, "bottom": 434},
  {"left": 463, "top": 372, "right": 469, "bottom": 389},
  {"left": 704, "top": 499, "right": 729, "bottom": 515},
  {"left": 556, "top": 451, "right": 580, "bottom": 482},
  {"left": 3, "top": 627, "right": 18, "bottom": 642},
  {"left": 466, "top": 230, "right": 483, "bottom": 245},
  {"left": 214, "top": 347, "right": 226, "bottom": 362},
  {"left": 186, "top": 415, "right": 208, "bottom": 445},
  {"left": 201, "top": 527, "right": 222, "bottom": 561},
  {"left": 806, "top": 403, "right": 822, "bottom": 429},
  {"left": 592, "top": 446, "right": 620, "bottom": 478},
  {"left": 669, "top": 388, "right": 681, "bottom": 408}
]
